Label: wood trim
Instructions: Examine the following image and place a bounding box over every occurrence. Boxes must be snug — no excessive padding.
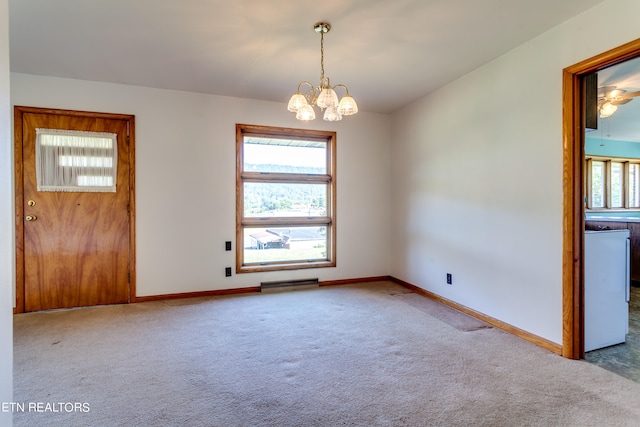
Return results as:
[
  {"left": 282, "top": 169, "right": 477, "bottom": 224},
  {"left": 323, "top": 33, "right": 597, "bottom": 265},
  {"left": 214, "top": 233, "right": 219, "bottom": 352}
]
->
[
  {"left": 624, "top": 162, "right": 631, "bottom": 208},
  {"left": 585, "top": 158, "right": 593, "bottom": 210},
  {"left": 127, "top": 117, "right": 137, "bottom": 304},
  {"left": 236, "top": 123, "right": 335, "bottom": 141},
  {"left": 391, "top": 277, "right": 562, "bottom": 355},
  {"left": 329, "top": 129, "right": 337, "bottom": 275},
  {"left": 319, "top": 276, "right": 391, "bottom": 287},
  {"left": 586, "top": 155, "right": 640, "bottom": 163},
  {"left": 241, "top": 172, "right": 332, "bottom": 183},
  {"left": 13, "top": 106, "right": 134, "bottom": 121},
  {"left": 242, "top": 217, "right": 332, "bottom": 227},
  {"left": 235, "top": 124, "right": 244, "bottom": 273},
  {"left": 13, "top": 106, "right": 136, "bottom": 312},
  {"left": 14, "top": 107, "right": 25, "bottom": 313},
  {"left": 134, "top": 286, "right": 260, "bottom": 303},
  {"left": 241, "top": 261, "right": 336, "bottom": 274},
  {"left": 562, "top": 38, "right": 640, "bottom": 359},
  {"left": 605, "top": 160, "right": 612, "bottom": 208},
  {"left": 562, "top": 66, "right": 583, "bottom": 359}
]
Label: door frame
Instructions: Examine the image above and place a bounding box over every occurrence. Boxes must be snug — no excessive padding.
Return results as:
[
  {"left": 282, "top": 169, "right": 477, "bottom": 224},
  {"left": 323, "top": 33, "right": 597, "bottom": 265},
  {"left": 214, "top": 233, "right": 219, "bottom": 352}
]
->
[
  {"left": 14, "top": 106, "right": 136, "bottom": 313},
  {"left": 562, "top": 38, "right": 640, "bottom": 359}
]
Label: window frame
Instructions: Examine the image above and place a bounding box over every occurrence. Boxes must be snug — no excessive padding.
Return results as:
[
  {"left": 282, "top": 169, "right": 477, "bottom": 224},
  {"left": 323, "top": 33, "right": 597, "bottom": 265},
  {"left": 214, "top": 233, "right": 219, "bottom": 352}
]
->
[
  {"left": 585, "top": 155, "right": 640, "bottom": 210},
  {"left": 235, "top": 124, "right": 336, "bottom": 273}
]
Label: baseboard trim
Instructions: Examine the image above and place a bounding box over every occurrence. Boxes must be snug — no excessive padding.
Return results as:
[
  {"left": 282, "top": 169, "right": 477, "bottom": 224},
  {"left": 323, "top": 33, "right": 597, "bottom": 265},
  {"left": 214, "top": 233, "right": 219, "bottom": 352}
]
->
[
  {"left": 132, "top": 276, "right": 390, "bottom": 303},
  {"left": 319, "top": 276, "right": 391, "bottom": 287},
  {"left": 134, "top": 286, "right": 260, "bottom": 303},
  {"left": 390, "top": 277, "right": 562, "bottom": 356}
]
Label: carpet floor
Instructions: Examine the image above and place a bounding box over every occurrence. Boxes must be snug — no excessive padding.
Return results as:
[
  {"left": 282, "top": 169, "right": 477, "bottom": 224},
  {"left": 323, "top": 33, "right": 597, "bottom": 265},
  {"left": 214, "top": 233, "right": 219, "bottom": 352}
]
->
[{"left": 12, "top": 281, "right": 640, "bottom": 426}]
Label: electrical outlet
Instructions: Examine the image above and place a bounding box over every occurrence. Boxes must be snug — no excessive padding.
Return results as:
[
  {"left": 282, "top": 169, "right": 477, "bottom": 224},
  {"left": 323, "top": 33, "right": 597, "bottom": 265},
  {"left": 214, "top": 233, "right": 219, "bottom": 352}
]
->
[
  {"left": 225, "top": 267, "right": 232, "bottom": 277},
  {"left": 446, "top": 273, "right": 452, "bottom": 285},
  {"left": 225, "top": 241, "right": 232, "bottom": 251}
]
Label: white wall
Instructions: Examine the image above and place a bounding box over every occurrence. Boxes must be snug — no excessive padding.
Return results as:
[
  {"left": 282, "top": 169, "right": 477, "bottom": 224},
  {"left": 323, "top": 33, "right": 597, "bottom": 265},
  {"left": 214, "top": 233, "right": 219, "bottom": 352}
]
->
[
  {"left": 390, "top": 0, "right": 640, "bottom": 345},
  {"left": 0, "top": 0, "right": 12, "bottom": 424},
  {"left": 10, "top": 74, "right": 391, "bottom": 297}
]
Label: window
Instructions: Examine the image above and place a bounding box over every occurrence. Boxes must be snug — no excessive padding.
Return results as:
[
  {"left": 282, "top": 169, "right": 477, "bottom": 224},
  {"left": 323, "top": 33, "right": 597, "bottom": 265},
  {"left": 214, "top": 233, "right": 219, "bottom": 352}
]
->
[
  {"left": 590, "top": 160, "right": 604, "bottom": 208},
  {"left": 585, "top": 156, "right": 640, "bottom": 209},
  {"left": 236, "top": 124, "right": 336, "bottom": 273},
  {"left": 610, "top": 161, "right": 623, "bottom": 208},
  {"left": 36, "top": 128, "right": 118, "bottom": 192}
]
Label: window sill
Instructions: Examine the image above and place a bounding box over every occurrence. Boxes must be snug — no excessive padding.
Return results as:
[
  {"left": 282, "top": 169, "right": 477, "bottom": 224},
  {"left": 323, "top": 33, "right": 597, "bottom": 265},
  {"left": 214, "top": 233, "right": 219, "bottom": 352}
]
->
[{"left": 237, "top": 260, "right": 336, "bottom": 274}]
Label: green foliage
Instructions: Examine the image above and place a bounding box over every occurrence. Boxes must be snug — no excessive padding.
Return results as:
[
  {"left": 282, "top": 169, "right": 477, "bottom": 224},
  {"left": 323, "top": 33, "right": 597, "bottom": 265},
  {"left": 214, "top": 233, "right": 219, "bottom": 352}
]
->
[
  {"left": 244, "top": 164, "right": 328, "bottom": 215},
  {"left": 591, "top": 162, "right": 604, "bottom": 207}
]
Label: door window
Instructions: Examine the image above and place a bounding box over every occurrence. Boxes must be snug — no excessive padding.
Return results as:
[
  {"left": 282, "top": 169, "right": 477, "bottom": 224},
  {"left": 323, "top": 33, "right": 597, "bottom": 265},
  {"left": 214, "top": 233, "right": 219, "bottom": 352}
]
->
[{"left": 36, "top": 128, "right": 118, "bottom": 192}]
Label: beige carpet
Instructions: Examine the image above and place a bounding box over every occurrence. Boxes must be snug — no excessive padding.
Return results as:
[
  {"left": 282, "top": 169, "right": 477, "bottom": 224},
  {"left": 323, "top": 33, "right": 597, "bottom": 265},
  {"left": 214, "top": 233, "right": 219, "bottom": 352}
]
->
[
  {"left": 391, "top": 291, "right": 492, "bottom": 332},
  {"left": 12, "top": 281, "right": 640, "bottom": 426}
]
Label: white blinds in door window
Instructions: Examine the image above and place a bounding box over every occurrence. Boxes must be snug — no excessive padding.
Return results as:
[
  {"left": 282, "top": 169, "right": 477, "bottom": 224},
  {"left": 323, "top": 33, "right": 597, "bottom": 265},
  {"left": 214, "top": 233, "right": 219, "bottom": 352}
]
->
[{"left": 35, "top": 128, "right": 118, "bottom": 192}]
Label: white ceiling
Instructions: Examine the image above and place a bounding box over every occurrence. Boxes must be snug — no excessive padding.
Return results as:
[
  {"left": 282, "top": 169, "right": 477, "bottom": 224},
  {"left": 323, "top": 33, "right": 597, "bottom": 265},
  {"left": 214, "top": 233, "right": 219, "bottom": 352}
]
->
[
  {"left": 8, "top": 0, "right": 606, "bottom": 115},
  {"left": 594, "top": 57, "right": 640, "bottom": 143}
]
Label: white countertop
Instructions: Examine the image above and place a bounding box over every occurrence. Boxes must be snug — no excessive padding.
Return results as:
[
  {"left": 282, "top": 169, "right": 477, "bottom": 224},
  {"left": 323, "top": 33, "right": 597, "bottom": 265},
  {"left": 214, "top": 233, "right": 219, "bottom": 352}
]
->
[{"left": 586, "top": 216, "right": 640, "bottom": 223}]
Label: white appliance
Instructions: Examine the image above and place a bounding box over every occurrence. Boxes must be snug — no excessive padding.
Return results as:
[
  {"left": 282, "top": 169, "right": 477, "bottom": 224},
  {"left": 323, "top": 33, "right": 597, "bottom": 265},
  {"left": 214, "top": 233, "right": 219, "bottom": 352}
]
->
[{"left": 584, "top": 229, "right": 630, "bottom": 352}]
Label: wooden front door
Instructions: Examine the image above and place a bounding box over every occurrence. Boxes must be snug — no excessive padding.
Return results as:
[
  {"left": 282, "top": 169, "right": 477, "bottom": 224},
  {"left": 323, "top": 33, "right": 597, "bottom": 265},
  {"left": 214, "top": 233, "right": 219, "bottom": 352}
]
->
[{"left": 15, "top": 107, "right": 135, "bottom": 312}]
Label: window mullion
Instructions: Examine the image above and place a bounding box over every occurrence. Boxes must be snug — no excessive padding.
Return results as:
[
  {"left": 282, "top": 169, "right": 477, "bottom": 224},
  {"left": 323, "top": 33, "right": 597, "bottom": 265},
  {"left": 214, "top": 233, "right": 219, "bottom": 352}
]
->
[
  {"left": 605, "top": 160, "right": 611, "bottom": 209},
  {"left": 241, "top": 172, "right": 331, "bottom": 184},
  {"left": 586, "top": 158, "right": 593, "bottom": 210},
  {"left": 242, "top": 217, "right": 331, "bottom": 226},
  {"left": 624, "top": 161, "right": 630, "bottom": 208},
  {"left": 631, "top": 163, "right": 636, "bottom": 208}
]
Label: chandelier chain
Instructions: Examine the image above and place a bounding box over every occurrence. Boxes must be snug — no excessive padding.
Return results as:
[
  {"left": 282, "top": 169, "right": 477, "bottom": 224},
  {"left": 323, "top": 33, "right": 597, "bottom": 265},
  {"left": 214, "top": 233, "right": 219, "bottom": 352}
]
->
[{"left": 320, "top": 31, "right": 325, "bottom": 83}]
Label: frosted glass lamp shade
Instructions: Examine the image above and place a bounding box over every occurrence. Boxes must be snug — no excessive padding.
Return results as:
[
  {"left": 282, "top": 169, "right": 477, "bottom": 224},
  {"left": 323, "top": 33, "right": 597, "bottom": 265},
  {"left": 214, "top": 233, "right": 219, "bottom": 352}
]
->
[
  {"left": 338, "top": 95, "right": 358, "bottom": 115},
  {"left": 316, "top": 87, "right": 339, "bottom": 109},
  {"left": 323, "top": 104, "right": 342, "bottom": 121},
  {"left": 288, "top": 93, "right": 308, "bottom": 112},
  {"left": 296, "top": 104, "right": 316, "bottom": 121},
  {"left": 599, "top": 102, "right": 617, "bottom": 118}
]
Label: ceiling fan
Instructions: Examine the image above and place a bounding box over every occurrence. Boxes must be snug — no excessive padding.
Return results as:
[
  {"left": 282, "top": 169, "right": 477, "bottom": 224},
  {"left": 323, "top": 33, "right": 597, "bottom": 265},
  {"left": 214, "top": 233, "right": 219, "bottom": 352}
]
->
[{"left": 598, "top": 86, "right": 640, "bottom": 118}]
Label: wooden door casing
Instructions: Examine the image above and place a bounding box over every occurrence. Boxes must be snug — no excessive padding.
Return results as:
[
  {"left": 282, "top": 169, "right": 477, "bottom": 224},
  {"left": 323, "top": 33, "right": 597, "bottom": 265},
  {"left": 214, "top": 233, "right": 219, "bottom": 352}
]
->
[
  {"left": 562, "top": 38, "right": 640, "bottom": 359},
  {"left": 15, "top": 107, "right": 136, "bottom": 312}
]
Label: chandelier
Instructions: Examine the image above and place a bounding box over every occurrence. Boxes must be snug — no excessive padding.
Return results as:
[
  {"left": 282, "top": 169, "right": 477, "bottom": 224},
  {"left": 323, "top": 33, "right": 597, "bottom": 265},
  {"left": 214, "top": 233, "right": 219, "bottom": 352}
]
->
[{"left": 287, "top": 22, "right": 358, "bottom": 121}]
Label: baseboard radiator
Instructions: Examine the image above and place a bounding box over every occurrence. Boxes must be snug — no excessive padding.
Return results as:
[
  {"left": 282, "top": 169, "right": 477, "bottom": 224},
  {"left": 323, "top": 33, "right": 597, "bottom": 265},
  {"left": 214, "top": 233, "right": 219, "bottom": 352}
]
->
[{"left": 260, "top": 278, "right": 319, "bottom": 292}]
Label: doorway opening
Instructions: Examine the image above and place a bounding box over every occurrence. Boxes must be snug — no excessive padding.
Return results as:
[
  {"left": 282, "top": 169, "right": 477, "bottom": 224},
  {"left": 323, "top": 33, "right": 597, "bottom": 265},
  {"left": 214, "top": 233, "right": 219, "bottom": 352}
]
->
[{"left": 563, "top": 38, "right": 640, "bottom": 364}]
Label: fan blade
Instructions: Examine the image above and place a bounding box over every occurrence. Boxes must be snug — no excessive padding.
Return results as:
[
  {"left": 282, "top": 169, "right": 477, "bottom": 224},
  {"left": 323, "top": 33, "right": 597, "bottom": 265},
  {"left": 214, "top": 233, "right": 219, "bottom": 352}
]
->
[
  {"left": 611, "top": 98, "right": 633, "bottom": 105},
  {"left": 618, "top": 90, "right": 640, "bottom": 99}
]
